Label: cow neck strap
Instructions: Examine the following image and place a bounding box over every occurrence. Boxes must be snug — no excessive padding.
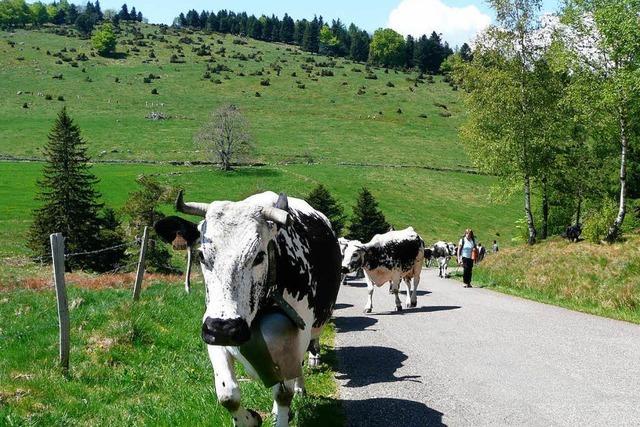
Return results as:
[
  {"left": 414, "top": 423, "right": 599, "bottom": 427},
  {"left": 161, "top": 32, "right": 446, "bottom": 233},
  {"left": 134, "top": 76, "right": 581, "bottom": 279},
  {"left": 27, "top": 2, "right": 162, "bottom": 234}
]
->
[{"left": 267, "top": 240, "right": 306, "bottom": 330}]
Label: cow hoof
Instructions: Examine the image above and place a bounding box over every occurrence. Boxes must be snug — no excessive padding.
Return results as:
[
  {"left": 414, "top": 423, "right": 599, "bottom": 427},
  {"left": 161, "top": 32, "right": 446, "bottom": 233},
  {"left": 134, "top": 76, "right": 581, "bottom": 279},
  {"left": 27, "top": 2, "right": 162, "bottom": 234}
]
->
[
  {"left": 294, "top": 386, "right": 306, "bottom": 396},
  {"left": 308, "top": 356, "right": 320, "bottom": 368},
  {"left": 395, "top": 305, "right": 403, "bottom": 312},
  {"left": 242, "top": 409, "right": 262, "bottom": 427},
  {"left": 364, "top": 308, "right": 372, "bottom": 314}
]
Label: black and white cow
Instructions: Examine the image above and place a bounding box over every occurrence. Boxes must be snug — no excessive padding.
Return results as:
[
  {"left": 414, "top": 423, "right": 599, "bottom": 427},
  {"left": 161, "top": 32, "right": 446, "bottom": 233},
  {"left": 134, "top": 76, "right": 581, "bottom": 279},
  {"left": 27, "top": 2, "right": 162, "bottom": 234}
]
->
[
  {"left": 154, "top": 191, "right": 341, "bottom": 427},
  {"left": 341, "top": 228, "right": 425, "bottom": 313},
  {"left": 565, "top": 224, "right": 582, "bottom": 242},
  {"left": 432, "top": 241, "right": 456, "bottom": 278}
]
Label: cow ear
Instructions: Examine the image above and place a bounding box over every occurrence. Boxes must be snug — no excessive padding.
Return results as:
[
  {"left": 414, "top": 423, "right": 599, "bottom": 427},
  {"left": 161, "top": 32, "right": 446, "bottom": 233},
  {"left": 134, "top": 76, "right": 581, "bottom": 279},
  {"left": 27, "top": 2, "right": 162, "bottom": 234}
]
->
[
  {"left": 275, "top": 192, "right": 289, "bottom": 211},
  {"left": 153, "top": 216, "right": 200, "bottom": 250}
]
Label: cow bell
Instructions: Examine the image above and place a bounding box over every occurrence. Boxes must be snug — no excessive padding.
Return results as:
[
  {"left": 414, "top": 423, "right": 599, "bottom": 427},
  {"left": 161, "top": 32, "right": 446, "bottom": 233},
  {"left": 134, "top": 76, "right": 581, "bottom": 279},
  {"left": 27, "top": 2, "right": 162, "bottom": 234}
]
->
[{"left": 239, "top": 308, "right": 303, "bottom": 388}]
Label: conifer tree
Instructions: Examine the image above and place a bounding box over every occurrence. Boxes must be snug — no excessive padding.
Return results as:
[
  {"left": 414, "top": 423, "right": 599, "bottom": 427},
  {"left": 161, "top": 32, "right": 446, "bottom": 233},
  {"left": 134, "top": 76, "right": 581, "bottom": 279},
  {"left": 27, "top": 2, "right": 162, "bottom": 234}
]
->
[
  {"left": 307, "top": 184, "right": 346, "bottom": 235},
  {"left": 347, "top": 188, "right": 391, "bottom": 242},
  {"left": 28, "top": 108, "right": 122, "bottom": 271}
]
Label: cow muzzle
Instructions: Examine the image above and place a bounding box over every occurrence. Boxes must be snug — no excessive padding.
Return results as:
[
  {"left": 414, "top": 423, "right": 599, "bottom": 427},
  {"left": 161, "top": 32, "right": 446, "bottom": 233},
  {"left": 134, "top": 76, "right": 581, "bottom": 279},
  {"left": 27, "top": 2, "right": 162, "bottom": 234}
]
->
[
  {"left": 201, "top": 317, "right": 251, "bottom": 346},
  {"left": 341, "top": 266, "right": 351, "bottom": 274}
]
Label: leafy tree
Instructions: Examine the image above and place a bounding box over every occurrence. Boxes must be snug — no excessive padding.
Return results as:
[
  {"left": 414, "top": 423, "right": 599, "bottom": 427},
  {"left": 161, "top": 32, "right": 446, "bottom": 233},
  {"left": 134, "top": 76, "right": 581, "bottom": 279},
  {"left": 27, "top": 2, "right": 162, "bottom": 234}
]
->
[
  {"left": 122, "top": 175, "right": 174, "bottom": 273},
  {"left": 66, "top": 4, "right": 78, "bottom": 24},
  {"left": 306, "top": 184, "right": 346, "bottom": 235},
  {"left": 349, "top": 26, "right": 370, "bottom": 62},
  {"left": 28, "top": 108, "right": 124, "bottom": 272},
  {"left": 347, "top": 188, "right": 391, "bottom": 242},
  {"left": 369, "top": 28, "right": 405, "bottom": 67},
  {"left": 454, "top": 0, "right": 546, "bottom": 244},
  {"left": 319, "top": 24, "right": 339, "bottom": 55},
  {"left": 195, "top": 105, "right": 253, "bottom": 171},
  {"left": 92, "top": 22, "right": 117, "bottom": 56},
  {"left": 29, "top": 2, "right": 49, "bottom": 26},
  {"left": 560, "top": 0, "right": 640, "bottom": 241},
  {"left": 0, "top": 0, "right": 31, "bottom": 28}
]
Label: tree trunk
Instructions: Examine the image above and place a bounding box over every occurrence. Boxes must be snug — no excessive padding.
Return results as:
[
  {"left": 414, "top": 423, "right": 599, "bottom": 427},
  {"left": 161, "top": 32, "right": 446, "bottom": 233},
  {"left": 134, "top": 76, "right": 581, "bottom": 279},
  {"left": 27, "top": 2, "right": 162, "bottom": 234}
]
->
[
  {"left": 524, "top": 175, "right": 537, "bottom": 245},
  {"left": 575, "top": 198, "right": 582, "bottom": 227},
  {"left": 606, "top": 106, "right": 628, "bottom": 242},
  {"left": 541, "top": 177, "right": 548, "bottom": 240}
]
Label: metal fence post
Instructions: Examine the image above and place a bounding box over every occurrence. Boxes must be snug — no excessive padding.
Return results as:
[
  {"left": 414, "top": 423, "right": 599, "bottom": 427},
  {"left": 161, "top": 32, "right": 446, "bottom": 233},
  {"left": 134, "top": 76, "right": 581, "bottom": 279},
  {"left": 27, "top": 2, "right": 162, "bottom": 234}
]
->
[
  {"left": 133, "top": 226, "right": 149, "bottom": 301},
  {"left": 50, "top": 233, "right": 69, "bottom": 374}
]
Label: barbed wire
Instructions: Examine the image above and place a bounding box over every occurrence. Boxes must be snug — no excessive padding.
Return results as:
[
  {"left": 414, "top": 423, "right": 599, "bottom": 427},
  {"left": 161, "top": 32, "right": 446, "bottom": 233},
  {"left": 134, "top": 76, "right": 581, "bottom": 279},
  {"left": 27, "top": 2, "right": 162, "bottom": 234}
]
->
[{"left": 63, "top": 240, "right": 140, "bottom": 259}]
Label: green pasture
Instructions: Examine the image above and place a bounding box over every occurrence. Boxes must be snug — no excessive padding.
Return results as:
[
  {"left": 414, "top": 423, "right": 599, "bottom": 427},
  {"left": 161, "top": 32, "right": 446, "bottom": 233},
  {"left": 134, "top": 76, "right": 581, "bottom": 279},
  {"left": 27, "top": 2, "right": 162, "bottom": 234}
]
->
[
  {"left": 0, "top": 161, "right": 520, "bottom": 260},
  {"left": 0, "top": 25, "right": 467, "bottom": 168},
  {"left": 0, "top": 282, "right": 342, "bottom": 426}
]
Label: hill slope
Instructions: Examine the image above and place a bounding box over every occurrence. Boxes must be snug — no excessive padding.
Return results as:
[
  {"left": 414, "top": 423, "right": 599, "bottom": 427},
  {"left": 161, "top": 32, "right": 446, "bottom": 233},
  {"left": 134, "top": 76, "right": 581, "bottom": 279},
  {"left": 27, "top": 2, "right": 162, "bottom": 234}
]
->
[{"left": 0, "top": 23, "right": 522, "bottom": 261}]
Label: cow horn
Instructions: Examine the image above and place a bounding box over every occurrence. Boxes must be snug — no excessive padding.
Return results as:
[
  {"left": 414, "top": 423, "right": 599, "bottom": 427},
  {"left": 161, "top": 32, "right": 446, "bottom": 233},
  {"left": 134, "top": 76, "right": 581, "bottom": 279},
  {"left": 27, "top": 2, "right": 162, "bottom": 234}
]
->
[
  {"left": 175, "top": 190, "right": 209, "bottom": 217},
  {"left": 262, "top": 206, "right": 291, "bottom": 226}
]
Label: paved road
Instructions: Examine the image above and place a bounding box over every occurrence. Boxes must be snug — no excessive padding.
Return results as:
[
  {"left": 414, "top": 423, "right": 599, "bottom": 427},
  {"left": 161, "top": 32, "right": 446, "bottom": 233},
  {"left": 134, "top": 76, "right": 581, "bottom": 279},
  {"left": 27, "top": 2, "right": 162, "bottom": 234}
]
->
[{"left": 332, "top": 268, "right": 640, "bottom": 426}]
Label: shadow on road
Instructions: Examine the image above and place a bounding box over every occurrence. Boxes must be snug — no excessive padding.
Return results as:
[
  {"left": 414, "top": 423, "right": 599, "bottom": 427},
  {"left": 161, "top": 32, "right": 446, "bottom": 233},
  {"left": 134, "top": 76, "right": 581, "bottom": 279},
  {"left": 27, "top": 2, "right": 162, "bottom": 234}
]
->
[
  {"left": 334, "top": 316, "right": 378, "bottom": 333},
  {"left": 371, "top": 305, "right": 461, "bottom": 316},
  {"left": 335, "top": 346, "right": 421, "bottom": 387},
  {"left": 334, "top": 303, "right": 354, "bottom": 310},
  {"left": 342, "top": 398, "right": 444, "bottom": 427}
]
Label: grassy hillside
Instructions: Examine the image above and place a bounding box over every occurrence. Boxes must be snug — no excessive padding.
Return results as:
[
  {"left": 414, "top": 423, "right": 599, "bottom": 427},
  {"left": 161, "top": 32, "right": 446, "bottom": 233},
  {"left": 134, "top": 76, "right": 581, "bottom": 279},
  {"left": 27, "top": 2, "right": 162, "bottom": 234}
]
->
[
  {"left": 474, "top": 236, "right": 640, "bottom": 324},
  {"left": 1, "top": 23, "right": 467, "bottom": 167},
  {"left": 0, "top": 281, "right": 342, "bottom": 426},
  {"left": 0, "top": 22, "right": 522, "bottom": 263}
]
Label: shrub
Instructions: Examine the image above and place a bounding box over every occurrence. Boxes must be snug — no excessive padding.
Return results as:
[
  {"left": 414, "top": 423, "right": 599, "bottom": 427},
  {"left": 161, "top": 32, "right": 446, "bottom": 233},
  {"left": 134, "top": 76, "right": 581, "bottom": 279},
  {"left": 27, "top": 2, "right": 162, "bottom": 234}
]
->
[
  {"left": 45, "top": 94, "right": 52, "bottom": 100},
  {"left": 583, "top": 199, "right": 618, "bottom": 243},
  {"left": 386, "top": 81, "right": 395, "bottom": 87},
  {"left": 57, "top": 95, "right": 65, "bottom": 101},
  {"left": 418, "top": 113, "right": 427, "bottom": 118},
  {"left": 22, "top": 102, "right": 28, "bottom": 108},
  {"left": 143, "top": 77, "right": 152, "bottom": 83},
  {"left": 255, "top": 91, "right": 261, "bottom": 97},
  {"left": 397, "top": 108, "right": 402, "bottom": 114},
  {"left": 357, "top": 88, "right": 366, "bottom": 95},
  {"left": 260, "top": 79, "right": 270, "bottom": 86},
  {"left": 321, "top": 69, "right": 334, "bottom": 77},
  {"left": 92, "top": 23, "right": 117, "bottom": 57},
  {"left": 212, "top": 79, "right": 222, "bottom": 84},
  {"left": 298, "top": 84, "right": 306, "bottom": 89},
  {"left": 365, "top": 73, "right": 378, "bottom": 80},
  {"left": 439, "top": 111, "right": 452, "bottom": 117},
  {"left": 151, "top": 88, "right": 158, "bottom": 94}
]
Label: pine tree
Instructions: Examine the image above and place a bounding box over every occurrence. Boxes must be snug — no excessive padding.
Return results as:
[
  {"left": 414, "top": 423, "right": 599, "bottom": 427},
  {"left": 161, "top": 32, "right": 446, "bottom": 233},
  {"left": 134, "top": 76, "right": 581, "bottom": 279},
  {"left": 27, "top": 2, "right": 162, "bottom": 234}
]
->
[
  {"left": 303, "top": 17, "right": 320, "bottom": 53},
  {"left": 306, "top": 184, "right": 346, "bottom": 236},
  {"left": 118, "top": 3, "right": 129, "bottom": 21},
  {"left": 347, "top": 188, "right": 391, "bottom": 242},
  {"left": 28, "top": 108, "right": 121, "bottom": 271},
  {"left": 130, "top": 7, "right": 137, "bottom": 22}
]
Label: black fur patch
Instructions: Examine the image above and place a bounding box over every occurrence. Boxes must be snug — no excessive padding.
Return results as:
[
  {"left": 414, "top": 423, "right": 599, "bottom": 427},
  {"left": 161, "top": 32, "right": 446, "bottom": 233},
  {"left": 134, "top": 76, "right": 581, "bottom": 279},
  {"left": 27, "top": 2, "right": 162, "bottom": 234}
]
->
[
  {"left": 273, "top": 211, "right": 341, "bottom": 328},
  {"left": 364, "top": 237, "right": 423, "bottom": 272}
]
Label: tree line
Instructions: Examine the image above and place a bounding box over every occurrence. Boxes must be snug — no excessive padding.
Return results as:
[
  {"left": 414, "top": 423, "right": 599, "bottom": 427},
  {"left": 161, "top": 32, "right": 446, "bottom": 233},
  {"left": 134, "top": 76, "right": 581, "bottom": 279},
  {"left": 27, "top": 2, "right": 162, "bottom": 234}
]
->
[
  {"left": 446, "top": 0, "right": 640, "bottom": 244},
  {"left": 174, "top": 8, "right": 457, "bottom": 73},
  {"left": 0, "top": 0, "right": 144, "bottom": 35}
]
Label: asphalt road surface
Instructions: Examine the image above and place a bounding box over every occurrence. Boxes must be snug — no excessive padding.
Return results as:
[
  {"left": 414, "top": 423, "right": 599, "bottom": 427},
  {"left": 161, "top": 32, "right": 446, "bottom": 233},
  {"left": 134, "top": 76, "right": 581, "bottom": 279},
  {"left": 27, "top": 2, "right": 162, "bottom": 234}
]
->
[{"left": 332, "top": 268, "right": 640, "bottom": 426}]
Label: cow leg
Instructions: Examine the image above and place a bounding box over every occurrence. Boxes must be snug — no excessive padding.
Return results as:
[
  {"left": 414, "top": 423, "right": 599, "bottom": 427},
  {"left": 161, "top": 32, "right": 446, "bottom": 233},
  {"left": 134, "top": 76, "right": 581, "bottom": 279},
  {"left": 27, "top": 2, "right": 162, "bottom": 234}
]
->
[
  {"left": 207, "top": 346, "right": 262, "bottom": 427},
  {"left": 402, "top": 277, "right": 412, "bottom": 308},
  {"left": 294, "top": 375, "right": 306, "bottom": 395},
  {"left": 307, "top": 338, "right": 321, "bottom": 368},
  {"left": 272, "top": 380, "right": 295, "bottom": 427},
  {"left": 390, "top": 278, "right": 402, "bottom": 311},
  {"left": 184, "top": 246, "right": 192, "bottom": 293},
  {"left": 410, "top": 271, "right": 420, "bottom": 308},
  {"left": 364, "top": 278, "right": 374, "bottom": 314}
]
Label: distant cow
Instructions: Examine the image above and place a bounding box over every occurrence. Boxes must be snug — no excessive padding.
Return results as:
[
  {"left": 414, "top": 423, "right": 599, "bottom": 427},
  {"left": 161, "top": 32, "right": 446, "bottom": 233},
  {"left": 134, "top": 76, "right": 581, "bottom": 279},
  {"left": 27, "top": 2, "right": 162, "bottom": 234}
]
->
[
  {"left": 432, "top": 241, "right": 456, "bottom": 278},
  {"left": 565, "top": 224, "right": 582, "bottom": 242},
  {"left": 341, "top": 228, "right": 425, "bottom": 313},
  {"left": 153, "top": 215, "right": 200, "bottom": 292}
]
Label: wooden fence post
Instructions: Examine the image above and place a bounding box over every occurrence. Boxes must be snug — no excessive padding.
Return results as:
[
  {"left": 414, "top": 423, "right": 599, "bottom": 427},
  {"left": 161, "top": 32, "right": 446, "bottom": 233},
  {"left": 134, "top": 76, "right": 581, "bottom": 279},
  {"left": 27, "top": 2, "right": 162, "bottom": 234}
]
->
[
  {"left": 184, "top": 246, "right": 192, "bottom": 293},
  {"left": 133, "top": 226, "right": 149, "bottom": 301},
  {"left": 50, "top": 233, "right": 69, "bottom": 374}
]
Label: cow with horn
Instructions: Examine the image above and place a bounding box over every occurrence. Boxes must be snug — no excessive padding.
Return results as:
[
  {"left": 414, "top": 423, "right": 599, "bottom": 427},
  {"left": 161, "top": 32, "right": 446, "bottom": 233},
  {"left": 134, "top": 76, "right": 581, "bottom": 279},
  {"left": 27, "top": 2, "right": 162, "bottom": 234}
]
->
[{"left": 154, "top": 190, "right": 342, "bottom": 427}]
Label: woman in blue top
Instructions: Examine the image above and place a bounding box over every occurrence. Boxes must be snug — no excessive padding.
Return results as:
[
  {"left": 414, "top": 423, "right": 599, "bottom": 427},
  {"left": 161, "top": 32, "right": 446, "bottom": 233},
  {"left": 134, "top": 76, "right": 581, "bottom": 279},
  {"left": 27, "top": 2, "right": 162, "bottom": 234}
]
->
[{"left": 457, "top": 229, "right": 477, "bottom": 288}]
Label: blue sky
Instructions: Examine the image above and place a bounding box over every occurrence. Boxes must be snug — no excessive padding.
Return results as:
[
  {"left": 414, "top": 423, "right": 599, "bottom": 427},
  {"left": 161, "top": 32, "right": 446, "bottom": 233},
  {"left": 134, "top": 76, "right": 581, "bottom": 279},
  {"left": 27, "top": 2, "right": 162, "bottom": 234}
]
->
[{"left": 95, "top": 0, "right": 561, "bottom": 47}]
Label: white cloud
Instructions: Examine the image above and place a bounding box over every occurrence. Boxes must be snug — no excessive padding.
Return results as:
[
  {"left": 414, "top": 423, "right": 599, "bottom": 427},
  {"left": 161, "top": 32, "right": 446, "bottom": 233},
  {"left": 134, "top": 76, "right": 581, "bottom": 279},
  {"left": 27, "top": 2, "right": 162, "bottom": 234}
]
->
[{"left": 387, "top": 0, "right": 492, "bottom": 47}]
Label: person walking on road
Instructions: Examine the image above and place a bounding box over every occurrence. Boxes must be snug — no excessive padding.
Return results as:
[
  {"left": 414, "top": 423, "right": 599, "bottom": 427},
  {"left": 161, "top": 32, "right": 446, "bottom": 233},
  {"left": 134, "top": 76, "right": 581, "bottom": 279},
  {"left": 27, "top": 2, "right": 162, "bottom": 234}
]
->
[{"left": 458, "top": 229, "right": 477, "bottom": 288}]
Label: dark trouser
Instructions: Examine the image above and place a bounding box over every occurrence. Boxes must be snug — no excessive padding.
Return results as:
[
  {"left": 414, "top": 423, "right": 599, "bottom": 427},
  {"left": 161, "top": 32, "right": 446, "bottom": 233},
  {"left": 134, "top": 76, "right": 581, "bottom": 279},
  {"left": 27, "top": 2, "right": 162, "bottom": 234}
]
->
[{"left": 462, "top": 257, "right": 473, "bottom": 285}]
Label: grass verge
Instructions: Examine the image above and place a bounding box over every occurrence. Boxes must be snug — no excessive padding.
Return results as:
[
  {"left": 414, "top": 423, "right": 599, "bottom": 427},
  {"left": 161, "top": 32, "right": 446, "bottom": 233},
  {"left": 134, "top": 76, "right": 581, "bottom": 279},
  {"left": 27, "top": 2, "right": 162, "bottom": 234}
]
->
[
  {"left": 0, "top": 281, "right": 343, "bottom": 426},
  {"left": 471, "top": 236, "right": 640, "bottom": 324}
]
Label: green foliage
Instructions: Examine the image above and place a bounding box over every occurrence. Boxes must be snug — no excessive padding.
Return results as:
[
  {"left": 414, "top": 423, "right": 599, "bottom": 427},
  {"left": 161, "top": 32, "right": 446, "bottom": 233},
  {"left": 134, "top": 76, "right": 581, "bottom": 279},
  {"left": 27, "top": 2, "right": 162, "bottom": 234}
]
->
[
  {"left": 347, "top": 187, "right": 391, "bottom": 242},
  {"left": 92, "top": 22, "right": 116, "bottom": 56},
  {"left": 583, "top": 199, "right": 618, "bottom": 243},
  {"left": 0, "top": 0, "right": 31, "bottom": 28},
  {"left": 27, "top": 107, "right": 123, "bottom": 272},
  {"left": 121, "top": 175, "right": 175, "bottom": 273},
  {"left": 306, "top": 184, "right": 346, "bottom": 236},
  {"left": 369, "top": 28, "right": 405, "bottom": 67},
  {"left": 75, "top": 13, "right": 95, "bottom": 36}
]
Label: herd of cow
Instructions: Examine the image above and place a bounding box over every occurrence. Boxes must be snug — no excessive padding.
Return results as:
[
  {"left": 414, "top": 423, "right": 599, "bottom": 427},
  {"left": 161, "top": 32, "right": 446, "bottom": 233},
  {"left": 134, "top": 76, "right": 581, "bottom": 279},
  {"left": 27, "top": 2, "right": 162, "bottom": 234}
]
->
[{"left": 153, "top": 191, "right": 461, "bottom": 427}]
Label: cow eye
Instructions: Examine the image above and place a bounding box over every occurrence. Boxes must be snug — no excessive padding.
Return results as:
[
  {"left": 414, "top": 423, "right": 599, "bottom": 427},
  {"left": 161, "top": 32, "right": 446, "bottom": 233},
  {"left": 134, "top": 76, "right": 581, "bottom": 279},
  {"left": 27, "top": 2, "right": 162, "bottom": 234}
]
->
[{"left": 253, "top": 251, "right": 266, "bottom": 266}]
